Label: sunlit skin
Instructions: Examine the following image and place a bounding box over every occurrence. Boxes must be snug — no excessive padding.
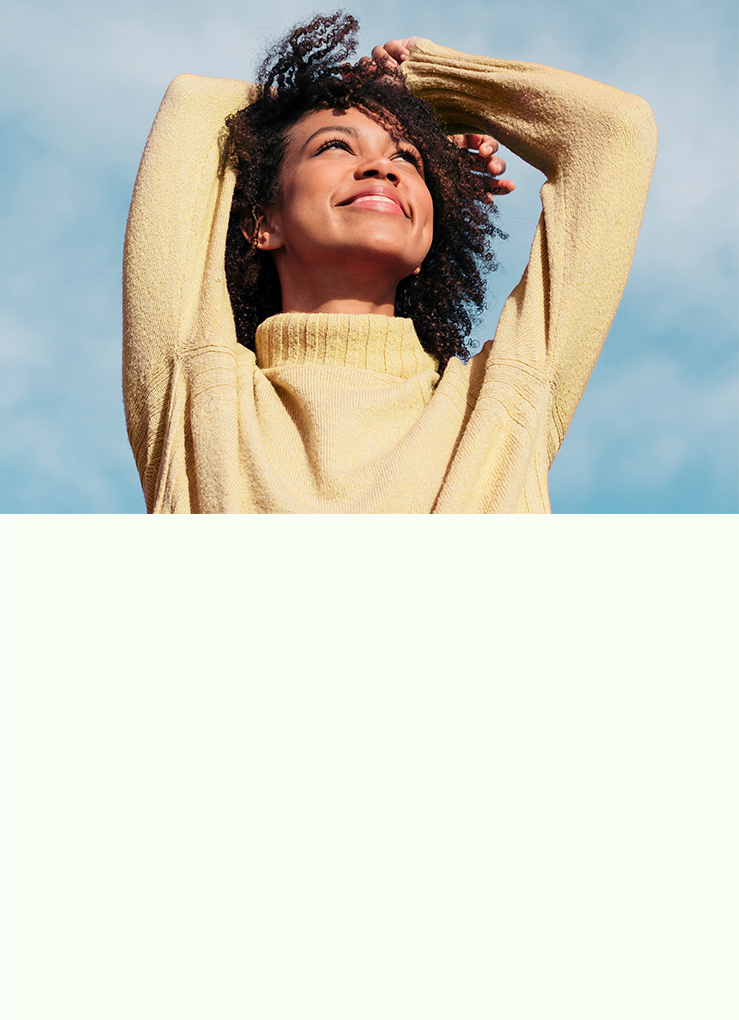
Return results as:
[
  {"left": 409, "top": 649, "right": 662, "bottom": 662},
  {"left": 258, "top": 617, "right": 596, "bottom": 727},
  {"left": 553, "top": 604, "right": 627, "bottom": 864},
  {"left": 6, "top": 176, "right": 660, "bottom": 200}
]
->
[
  {"left": 249, "top": 107, "right": 435, "bottom": 316},
  {"left": 247, "top": 36, "right": 515, "bottom": 318}
]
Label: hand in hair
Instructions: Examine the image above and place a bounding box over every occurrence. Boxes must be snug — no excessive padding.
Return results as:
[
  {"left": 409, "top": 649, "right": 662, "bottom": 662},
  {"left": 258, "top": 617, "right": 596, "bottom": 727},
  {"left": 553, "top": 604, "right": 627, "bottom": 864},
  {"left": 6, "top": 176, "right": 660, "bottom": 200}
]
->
[
  {"left": 371, "top": 38, "right": 426, "bottom": 67},
  {"left": 373, "top": 39, "right": 515, "bottom": 196},
  {"left": 449, "top": 133, "right": 515, "bottom": 196}
]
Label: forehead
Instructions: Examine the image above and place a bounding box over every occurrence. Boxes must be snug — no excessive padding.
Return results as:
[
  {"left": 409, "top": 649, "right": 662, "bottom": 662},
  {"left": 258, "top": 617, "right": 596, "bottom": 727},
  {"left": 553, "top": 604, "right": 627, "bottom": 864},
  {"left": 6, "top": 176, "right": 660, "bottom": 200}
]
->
[{"left": 287, "top": 106, "right": 414, "bottom": 151}]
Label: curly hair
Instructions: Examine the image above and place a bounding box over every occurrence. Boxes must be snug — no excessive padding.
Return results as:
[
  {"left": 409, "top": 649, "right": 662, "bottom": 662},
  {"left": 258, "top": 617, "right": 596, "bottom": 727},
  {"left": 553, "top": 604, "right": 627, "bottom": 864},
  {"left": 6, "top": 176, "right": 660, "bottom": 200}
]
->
[{"left": 224, "top": 11, "right": 506, "bottom": 368}]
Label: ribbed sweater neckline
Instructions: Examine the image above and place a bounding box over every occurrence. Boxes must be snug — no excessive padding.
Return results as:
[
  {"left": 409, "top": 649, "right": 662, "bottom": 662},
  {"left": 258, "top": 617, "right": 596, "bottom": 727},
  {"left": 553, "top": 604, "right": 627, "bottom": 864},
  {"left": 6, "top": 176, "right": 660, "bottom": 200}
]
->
[{"left": 255, "top": 313, "right": 439, "bottom": 379}]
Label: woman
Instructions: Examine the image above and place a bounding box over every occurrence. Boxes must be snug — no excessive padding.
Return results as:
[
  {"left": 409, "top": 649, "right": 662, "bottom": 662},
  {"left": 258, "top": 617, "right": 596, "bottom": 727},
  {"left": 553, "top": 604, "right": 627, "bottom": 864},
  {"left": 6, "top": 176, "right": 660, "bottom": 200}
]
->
[{"left": 123, "top": 13, "right": 657, "bottom": 513}]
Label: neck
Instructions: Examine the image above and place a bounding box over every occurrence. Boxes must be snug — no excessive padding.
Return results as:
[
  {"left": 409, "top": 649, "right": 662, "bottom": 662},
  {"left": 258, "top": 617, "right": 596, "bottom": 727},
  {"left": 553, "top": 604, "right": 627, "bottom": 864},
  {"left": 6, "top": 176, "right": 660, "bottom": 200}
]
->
[{"left": 273, "top": 254, "right": 400, "bottom": 318}]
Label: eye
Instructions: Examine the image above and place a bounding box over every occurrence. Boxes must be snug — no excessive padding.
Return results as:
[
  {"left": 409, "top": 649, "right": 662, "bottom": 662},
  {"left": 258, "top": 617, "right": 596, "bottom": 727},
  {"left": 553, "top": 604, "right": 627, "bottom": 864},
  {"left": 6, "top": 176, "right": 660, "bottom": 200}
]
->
[
  {"left": 315, "top": 137, "right": 353, "bottom": 155},
  {"left": 393, "top": 148, "right": 424, "bottom": 174}
]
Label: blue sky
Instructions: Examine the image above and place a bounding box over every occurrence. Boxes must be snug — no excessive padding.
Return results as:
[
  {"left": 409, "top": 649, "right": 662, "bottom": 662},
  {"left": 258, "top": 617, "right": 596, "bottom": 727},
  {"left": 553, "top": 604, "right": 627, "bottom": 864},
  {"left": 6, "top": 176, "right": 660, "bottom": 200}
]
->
[{"left": 1, "top": 0, "right": 737, "bottom": 513}]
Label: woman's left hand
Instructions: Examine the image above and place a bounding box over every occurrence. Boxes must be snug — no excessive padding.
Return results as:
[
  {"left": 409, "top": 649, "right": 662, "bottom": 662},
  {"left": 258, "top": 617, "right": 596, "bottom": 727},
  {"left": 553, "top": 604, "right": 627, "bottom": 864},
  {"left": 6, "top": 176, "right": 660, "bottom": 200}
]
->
[
  {"left": 370, "top": 39, "right": 516, "bottom": 197},
  {"left": 450, "top": 133, "right": 515, "bottom": 196}
]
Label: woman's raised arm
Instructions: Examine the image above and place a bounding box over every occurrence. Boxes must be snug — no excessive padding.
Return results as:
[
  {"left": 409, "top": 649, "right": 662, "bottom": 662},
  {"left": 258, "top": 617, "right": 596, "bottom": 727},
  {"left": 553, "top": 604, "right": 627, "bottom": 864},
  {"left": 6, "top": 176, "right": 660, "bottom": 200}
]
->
[
  {"left": 397, "top": 39, "right": 658, "bottom": 460},
  {"left": 122, "top": 74, "right": 254, "bottom": 496}
]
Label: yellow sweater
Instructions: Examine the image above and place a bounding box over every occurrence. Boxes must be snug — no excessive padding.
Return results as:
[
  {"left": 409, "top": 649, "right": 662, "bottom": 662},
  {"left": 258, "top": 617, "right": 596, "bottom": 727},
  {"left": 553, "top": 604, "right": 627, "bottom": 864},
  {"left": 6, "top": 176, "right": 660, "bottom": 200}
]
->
[{"left": 123, "top": 41, "right": 657, "bottom": 514}]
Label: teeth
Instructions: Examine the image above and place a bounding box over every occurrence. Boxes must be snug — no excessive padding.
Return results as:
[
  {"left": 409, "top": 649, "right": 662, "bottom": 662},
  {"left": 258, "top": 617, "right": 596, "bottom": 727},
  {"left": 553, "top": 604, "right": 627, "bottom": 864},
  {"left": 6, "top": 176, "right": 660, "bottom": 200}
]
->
[{"left": 352, "top": 196, "right": 398, "bottom": 206}]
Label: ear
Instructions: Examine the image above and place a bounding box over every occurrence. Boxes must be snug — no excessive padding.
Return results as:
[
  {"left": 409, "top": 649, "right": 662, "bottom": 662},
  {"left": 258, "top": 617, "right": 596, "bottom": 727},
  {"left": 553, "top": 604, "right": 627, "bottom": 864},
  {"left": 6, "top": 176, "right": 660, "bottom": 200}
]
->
[{"left": 241, "top": 207, "right": 284, "bottom": 252}]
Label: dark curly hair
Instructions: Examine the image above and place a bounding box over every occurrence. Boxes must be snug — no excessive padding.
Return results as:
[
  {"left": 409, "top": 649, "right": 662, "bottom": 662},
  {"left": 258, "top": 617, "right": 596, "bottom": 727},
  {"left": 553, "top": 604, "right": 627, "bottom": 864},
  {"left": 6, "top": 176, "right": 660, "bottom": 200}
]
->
[{"left": 224, "top": 11, "right": 506, "bottom": 368}]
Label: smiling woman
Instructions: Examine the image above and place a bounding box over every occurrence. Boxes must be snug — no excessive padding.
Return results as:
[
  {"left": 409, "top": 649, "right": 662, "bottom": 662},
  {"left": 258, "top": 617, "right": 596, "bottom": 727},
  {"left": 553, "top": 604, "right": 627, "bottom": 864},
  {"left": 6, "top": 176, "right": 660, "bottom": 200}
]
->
[
  {"left": 223, "top": 17, "right": 506, "bottom": 371},
  {"left": 122, "top": 11, "right": 657, "bottom": 514},
  {"left": 248, "top": 108, "right": 434, "bottom": 316}
]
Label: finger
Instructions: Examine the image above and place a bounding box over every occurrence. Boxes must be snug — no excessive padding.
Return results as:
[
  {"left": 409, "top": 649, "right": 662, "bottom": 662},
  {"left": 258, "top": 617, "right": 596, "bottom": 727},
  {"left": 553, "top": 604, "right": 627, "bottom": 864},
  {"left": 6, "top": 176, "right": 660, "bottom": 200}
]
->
[
  {"left": 449, "top": 134, "right": 502, "bottom": 162},
  {"left": 450, "top": 133, "right": 479, "bottom": 148},
  {"left": 371, "top": 45, "right": 398, "bottom": 68},
  {"left": 465, "top": 133, "right": 501, "bottom": 155},
  {"left": 462, "top": 145, "right": 507, "bottom": 176},
  {"left": 380, "top": 39, "right": 412, "bottom": 64},
  {"left": 486, "top": 155, "right": 507, "bottom": 176},
  {"left": 489, "top": 179, "right": 515, "bottom": 195}
]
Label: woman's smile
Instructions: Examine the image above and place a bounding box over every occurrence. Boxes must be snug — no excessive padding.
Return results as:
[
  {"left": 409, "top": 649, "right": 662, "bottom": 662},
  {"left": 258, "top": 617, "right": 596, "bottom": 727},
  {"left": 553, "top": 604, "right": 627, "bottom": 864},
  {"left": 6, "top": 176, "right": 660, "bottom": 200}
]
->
[{"left": 338, "top": 186, "right": 407, "bottom": 216}]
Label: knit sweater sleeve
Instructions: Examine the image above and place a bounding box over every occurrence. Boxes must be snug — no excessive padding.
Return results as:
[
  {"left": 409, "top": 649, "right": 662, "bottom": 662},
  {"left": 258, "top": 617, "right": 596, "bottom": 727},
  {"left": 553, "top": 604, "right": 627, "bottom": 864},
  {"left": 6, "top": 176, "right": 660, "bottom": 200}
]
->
[
  {"left": 122, "top": 73, "right": 255, "bottom": 490},
  {"left": 402, "top": 42, "right": 658, "bottom": 461}
]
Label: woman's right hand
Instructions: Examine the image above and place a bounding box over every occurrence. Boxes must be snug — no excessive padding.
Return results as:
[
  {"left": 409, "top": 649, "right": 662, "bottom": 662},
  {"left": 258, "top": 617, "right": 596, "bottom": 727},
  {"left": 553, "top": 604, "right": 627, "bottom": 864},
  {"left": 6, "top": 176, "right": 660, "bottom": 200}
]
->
[{"left": 371, "top": 38, "right": 426, "bottom": 68}]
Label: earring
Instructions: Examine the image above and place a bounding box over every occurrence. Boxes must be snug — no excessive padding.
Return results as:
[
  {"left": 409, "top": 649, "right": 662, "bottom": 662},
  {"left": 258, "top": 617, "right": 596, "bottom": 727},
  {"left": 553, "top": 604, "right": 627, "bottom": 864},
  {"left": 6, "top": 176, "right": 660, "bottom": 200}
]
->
[{"left": 412, "top": 265, "right": 422, "bottom": 276}]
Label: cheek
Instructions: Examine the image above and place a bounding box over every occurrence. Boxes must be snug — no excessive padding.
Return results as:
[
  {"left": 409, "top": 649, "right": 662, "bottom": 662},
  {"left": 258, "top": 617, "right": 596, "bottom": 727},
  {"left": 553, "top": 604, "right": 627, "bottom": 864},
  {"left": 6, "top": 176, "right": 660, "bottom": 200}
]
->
[{"left": 277, "top": 174, "right": 332, "bottom": 237}]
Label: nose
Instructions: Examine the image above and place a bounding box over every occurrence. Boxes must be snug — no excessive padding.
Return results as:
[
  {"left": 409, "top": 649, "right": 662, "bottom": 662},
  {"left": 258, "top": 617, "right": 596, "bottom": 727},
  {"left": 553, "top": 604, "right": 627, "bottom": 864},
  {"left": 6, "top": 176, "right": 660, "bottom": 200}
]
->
[{"left": 356, "top": 155, "right": 399, "bottom": 184}]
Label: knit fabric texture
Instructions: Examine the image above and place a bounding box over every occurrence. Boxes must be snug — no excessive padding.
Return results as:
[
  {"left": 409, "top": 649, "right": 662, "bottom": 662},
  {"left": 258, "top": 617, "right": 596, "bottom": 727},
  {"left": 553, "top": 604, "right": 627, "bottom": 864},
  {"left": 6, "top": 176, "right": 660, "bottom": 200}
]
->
[{"left": 122, "top": 40, "right": 657, "bottom": 514}]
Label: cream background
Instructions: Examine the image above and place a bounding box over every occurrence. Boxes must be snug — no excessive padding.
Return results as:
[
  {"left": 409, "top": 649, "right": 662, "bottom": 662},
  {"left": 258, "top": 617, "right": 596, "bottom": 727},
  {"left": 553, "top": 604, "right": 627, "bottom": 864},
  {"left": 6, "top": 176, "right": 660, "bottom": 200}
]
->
[{"left": 3, "top": 515, "right": 737, "bottom": 1017}]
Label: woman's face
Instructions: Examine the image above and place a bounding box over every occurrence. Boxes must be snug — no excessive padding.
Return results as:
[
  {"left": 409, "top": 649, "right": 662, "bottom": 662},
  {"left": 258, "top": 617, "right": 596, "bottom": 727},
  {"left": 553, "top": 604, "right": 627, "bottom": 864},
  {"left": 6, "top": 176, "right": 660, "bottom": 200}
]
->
[{"left": 255, "top": 106, "right": 434, "bottom": 285}]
